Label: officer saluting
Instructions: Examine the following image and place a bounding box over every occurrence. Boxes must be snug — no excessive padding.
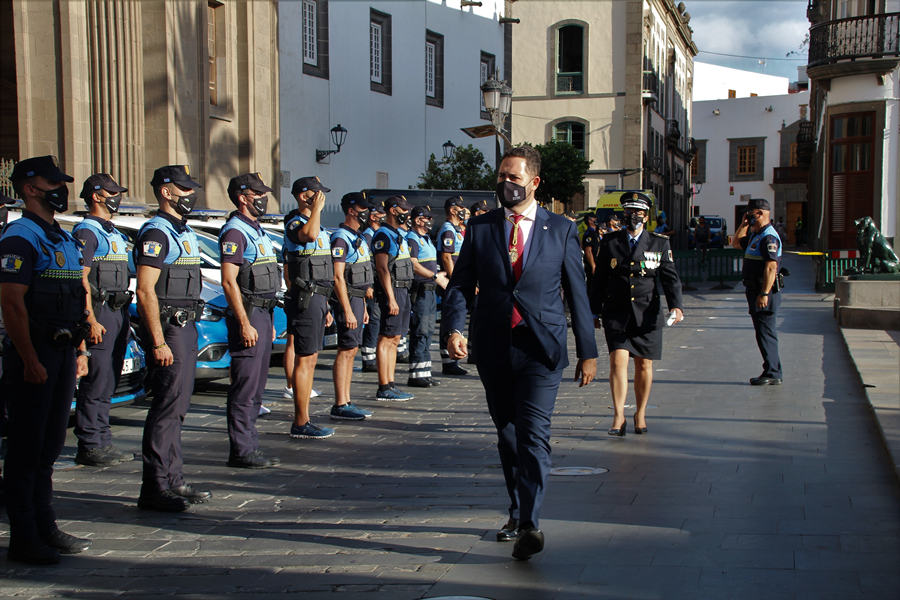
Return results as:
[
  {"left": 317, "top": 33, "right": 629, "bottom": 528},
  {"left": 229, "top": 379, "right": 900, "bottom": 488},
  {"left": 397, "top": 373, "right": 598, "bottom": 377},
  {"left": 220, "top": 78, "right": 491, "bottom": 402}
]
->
[
  {"left": 1, "top": 156, "right": 92, "bottom": 563},
  {"left": 72, "top": 174, "right": 134, "bottom": 468},
  {"left": 590, "top": 192, "right": 684, "bottom": 436},
  {"left": 135, "top": 165, "right": 211, "bottom": 512},
  {"left": 732, "top": 198, "right": 783, "bottom": 385},
  {"left": 219, "top": 173, "right": 282, "bottom": 468}
]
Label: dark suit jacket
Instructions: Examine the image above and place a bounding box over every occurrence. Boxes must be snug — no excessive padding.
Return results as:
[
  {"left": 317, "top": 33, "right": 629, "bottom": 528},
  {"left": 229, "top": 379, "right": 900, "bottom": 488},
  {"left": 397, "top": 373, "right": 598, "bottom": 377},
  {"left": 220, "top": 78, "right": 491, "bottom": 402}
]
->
[
  {"left": 441, "top": 206, "right": 598, "bottom": 370},
  {"left": 590, "top": 229, "right": 683, "bottom": 332}
]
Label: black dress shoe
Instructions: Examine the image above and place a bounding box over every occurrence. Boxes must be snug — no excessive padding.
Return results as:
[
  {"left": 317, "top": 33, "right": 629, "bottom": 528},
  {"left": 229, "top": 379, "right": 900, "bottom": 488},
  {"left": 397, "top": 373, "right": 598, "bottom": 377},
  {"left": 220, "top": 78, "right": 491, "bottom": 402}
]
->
[
  {"left": 442, "top": 364, "right": 468, "bottom": 376},
  {"left": 512, "top": 523, "right": 544, "bottom": 560},
  {"left": 396, "top": 352, "right": 410, "bottom": 363},
  {"left": 426, "top": 377, "right": 441, "bottom": 387},
  {"left": 407, "top": 377, "right": 433, "bottom": 388},
  {"left": 40, "top": 529, "right": 92, "bottom": 554},
  {"left": 6, "top": 538, "right": 60, "bottom": 565},
  {"left": 227, "top": 451, "right": 273, "bottom": 469},
  {"left": 74, "top": 447, "right": 120, "bottom": 467},
  {"left": 171, "top": 484, "right": 212, "bottom": 504},
  {"left": 138, "top": 490, "right": 190, "bottom": 512},
  {"left": 496, "top": 518, "right": 519, "bottom": 542},
  {"left": 750, "top": 375, "right": 782, "bottom": 386}
]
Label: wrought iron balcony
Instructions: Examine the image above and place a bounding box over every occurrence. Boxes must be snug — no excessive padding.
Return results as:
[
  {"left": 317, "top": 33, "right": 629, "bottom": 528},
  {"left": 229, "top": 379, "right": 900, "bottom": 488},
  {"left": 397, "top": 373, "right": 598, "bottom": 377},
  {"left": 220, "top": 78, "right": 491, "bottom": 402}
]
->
[
  {"left": 773, "top": 166, "right": 810, "bottom": 184},
  {"left": 666, "top": 119, "right": 681, "bottom": 142},
  {"left": 642, "top": 70, "right": 659, "bottom": 101},
  {"left": 809, "top": 12, "right": 900, "bottom": 67},
  {"left": 556, "top": 72, "right": 583, "bottom": 94}
]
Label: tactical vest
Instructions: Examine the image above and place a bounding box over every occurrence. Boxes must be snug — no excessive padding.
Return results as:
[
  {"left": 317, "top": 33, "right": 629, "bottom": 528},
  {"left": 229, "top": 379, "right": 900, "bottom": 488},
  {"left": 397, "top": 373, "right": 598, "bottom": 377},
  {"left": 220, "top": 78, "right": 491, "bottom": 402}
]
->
[
  {"left": 72, "top": 218, "right": 130, "bottom": 297},
  {"left": 408, "top": 230, "right": 437, "bottom": 282},
  {"left": 283, "top": 213, "right": 334, "bottom": 285},
  {"left": 220, "top": 216, "right": 279, "bottom": 297},
  {"left": 331, "top": 225, "right": 374, "bottom": 288},
  {"left": 375, "top": 225, "right": 414, "bottom": 283},
  {"left": 743, "top": 223, "right": 782, "bottom": 279},
  {"left": 136, "top": 216, "right": 202, "bottom": 304},
  {"left": 437, "top": 221, "right": 464, "bottom": 262},
  {"left": 4, "top": 217, "right": 86, "bottom": 326}
]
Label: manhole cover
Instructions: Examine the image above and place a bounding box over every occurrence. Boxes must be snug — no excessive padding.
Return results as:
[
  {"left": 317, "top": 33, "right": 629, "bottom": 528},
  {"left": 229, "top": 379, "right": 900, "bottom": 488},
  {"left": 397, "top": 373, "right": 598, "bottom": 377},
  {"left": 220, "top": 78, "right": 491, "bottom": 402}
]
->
[
  {"left": 550, "top": 467, "right": 608, "bottom": 476},
  {"left": 53, "top": 460, "right": 81, "bottom": 471}
]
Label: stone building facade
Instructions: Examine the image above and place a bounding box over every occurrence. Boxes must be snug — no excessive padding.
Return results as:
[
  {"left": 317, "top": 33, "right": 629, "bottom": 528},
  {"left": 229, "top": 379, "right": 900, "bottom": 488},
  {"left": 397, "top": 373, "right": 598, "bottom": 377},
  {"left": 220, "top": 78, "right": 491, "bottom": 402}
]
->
[{"left": 2, "top": 0, "right": 280, "bottom": 210}]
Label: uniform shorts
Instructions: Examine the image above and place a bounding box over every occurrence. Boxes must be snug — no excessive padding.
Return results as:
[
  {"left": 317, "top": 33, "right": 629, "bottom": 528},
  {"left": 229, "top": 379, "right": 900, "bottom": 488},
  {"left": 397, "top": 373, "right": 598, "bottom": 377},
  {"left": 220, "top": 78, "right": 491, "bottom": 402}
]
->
[
  {"left": 377, "top": 287, "right": 411, "bottom": 337},
  {"left": 288, "top": 293, "right": 328, "bottom": 355},
  {"left": 334, "top": 293, "right": 366, "bottom": 349}
]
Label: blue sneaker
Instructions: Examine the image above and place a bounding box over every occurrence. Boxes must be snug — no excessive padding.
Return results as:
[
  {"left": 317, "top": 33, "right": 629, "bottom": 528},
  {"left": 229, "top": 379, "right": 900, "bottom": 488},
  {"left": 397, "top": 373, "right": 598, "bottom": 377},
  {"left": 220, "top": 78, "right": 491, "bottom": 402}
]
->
[
  {"left": 330, "top": 404, "right": 369, "bottom": 420},
  {"left": 290, "top": 422, "right": 335, "bottom": 439},
  {"left": 390, "top": 384, "right": 415, "bottom": 400},
  {"left": 375, "top": 388, "right": 413, "bottom": 402},
  {"left": 345, "top": 403, "right": 373, "bottom": 417}
]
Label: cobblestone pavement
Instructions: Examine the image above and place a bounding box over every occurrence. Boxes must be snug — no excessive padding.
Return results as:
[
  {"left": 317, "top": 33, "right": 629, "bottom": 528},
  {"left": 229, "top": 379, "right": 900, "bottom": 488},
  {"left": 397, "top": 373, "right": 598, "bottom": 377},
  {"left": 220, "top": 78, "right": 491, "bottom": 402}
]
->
[{"left": 1, "top": 255, "right": 898, "bottom": 599}]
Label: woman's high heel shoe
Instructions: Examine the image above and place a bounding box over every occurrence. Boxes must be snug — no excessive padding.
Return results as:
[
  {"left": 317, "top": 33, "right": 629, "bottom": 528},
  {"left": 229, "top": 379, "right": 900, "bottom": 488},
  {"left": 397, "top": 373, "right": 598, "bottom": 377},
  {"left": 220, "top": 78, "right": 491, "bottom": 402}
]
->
[
  {"left": 634, "top": 425, "right": 648, "bottom": 434},
  {"left": 608, "top": 420, "right": 626, "bottom": 437}
]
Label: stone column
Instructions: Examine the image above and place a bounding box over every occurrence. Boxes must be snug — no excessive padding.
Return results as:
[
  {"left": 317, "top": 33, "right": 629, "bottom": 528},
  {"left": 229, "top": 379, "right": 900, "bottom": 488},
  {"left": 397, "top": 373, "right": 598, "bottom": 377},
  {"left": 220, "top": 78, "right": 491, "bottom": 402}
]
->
[{"left": 87, "top": 0, "right": 145, "bottom": 200}]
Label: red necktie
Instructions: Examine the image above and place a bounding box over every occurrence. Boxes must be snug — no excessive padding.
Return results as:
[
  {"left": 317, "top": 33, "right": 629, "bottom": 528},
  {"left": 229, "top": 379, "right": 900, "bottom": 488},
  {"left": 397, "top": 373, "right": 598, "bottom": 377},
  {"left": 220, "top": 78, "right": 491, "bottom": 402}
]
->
[{"left": 508, "top": 214, "right": 525, "bottom": 328}]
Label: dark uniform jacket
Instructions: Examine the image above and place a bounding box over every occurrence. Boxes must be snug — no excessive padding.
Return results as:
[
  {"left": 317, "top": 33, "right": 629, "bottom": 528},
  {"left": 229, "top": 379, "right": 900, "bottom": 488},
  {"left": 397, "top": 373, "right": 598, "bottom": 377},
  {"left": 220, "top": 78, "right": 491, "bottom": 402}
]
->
[{"left": 590, "top": 229, "right": 683, "bottom": 332}]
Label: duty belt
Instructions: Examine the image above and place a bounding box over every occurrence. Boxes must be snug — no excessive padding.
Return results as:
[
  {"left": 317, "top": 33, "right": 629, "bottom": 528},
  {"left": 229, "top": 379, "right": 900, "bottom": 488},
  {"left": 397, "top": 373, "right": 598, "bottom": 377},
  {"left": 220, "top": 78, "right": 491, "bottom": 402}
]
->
[
  {"left": 30, "top": 312, "right": 90, "bottom": 349},
  {"left": 243, "top": 296, "right": 279, "bottom": 310},
  {"left": 347, "top": 287, "right": 368, "bottom": 299},
  {"left": 107, "top": 291, "right": 134, "bottom": 311},
  {"left": 292, "top": 277, "right": 333, "bottom": 297},
  {"left": 393, "top": 280, "right": 413, "bottom": 289},
  {"left": 160, "top": 302, "right": 204, "bottom": 327},
  {"left": 417, "top": 281, "right": 438, "bottom": 292}
]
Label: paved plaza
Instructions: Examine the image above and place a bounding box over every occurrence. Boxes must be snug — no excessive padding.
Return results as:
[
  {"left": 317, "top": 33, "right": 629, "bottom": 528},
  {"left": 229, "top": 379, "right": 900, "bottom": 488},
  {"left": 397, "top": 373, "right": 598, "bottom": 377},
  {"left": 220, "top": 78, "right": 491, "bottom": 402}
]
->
[{"left": 1, "top": 254, "right": 898, "bottom": 599}]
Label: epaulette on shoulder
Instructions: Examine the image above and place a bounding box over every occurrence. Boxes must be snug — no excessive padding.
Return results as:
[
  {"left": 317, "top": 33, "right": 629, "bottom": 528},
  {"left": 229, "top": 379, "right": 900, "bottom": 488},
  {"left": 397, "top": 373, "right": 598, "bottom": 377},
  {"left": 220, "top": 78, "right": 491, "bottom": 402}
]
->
[{"left": 650, "top": 232, "right": 669, "bottom": 239}]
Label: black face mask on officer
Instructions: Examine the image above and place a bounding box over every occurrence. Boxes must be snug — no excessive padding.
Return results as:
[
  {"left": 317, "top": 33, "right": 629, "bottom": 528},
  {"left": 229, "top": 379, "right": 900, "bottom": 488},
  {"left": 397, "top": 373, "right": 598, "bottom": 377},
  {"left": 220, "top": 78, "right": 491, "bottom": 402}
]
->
[
  {"left": 377, "top": 214, "right": 386, "bottom": 225},
  {"left": 623, "top": 211, "right": 645, "bottom": 232},
  {"left": 495, "top": 180, "right": 529, "bottom": 210},
  {"left": 99, "top": 193, "right": 122, "bottom": 214},
  {"left": 169, "top": 186, "right": 197, "bottom": 216},
  {"left": 355, "top": 208, "right": 370, "bottom": 229},
  {"left": 246, "top": 192, "right": 268, "bottom": 218},
  {"left": 394, "top": 209, "right": 409, "bottom": 226},
  {"left": 39, "top": 184, "right": 69, "bottom": 213}
]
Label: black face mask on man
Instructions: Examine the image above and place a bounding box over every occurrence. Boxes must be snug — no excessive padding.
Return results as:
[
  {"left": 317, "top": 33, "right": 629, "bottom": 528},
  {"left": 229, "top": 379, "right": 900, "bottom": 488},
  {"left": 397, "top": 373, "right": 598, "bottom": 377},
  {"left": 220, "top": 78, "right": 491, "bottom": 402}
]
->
[
  {"left": 102, "top": 194, "right": 122, "bottom": 214},
  {"left": 171, "top": 190, "right": 197, "bottom": 216},
  {"left": 495, "top": 180, "right": 529, "bottom": 210},
  {"left": 355, "top": 209, "right": 370, "bottom": 228},
  {"left": 624, "top": 212, "right": 644, "bottom": 231},
  {"left": 395, "top": 210, "right": 409, "bottom": 226},
  {"left": 41, "top": 185, "right": 69, "bottom": 213},
  {"left": 247, "top": 193, "right": 268, "bottom": 218}
]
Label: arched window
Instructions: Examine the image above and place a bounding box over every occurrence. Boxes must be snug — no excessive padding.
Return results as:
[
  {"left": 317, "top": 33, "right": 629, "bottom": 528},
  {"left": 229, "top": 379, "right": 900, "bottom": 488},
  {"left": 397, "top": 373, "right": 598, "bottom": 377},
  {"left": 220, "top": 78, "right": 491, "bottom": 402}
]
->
[
  {"left": 554, "top": 122, "right": 586, "bottom": 155},
  {"left": 556, "top": 25, "right": 584, "bottom": 94}
]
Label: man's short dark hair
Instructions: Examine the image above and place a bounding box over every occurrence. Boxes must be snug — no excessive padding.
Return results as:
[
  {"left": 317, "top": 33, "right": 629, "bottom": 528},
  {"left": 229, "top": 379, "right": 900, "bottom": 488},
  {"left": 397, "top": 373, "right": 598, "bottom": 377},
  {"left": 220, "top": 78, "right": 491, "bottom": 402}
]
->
[
  {"left": 12, "top": 176, "right": 38, "bottom": 199},
  {"left": 501, "top": 145, "right": 541, "bottom": 177}
]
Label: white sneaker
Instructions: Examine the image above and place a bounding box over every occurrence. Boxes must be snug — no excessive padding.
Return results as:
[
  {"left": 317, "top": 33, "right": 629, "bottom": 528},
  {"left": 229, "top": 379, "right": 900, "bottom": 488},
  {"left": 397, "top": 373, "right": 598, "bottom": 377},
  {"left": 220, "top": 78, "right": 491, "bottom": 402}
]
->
[
  {"left": 310, "top": 389, "right": 321, "bottom": 398},
  {"left": 283, "top": 386, "right": 293, "bottom": 399},
  {"left": 258, "top": 405, "right": 271, "bottom": 416}
]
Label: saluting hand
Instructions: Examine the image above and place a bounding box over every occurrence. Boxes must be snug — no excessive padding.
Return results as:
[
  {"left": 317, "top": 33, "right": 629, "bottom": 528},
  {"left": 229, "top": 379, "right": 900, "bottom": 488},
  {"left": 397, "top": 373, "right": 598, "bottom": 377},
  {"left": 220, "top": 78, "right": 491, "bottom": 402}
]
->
[{"left": 574, "top": 358, "right": 596, "bottom": 387}]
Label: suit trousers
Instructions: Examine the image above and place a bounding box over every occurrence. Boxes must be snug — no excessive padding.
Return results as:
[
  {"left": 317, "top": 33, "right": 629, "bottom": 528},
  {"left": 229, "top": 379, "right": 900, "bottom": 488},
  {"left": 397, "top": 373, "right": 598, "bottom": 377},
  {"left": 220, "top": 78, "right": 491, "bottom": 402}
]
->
[
  {"left": 477, "top": 326, "right": 564, "bottom": 527},
  {"left": 745, "top": 286, "right": 782, "bottom": 379},
  {"left": 139, "top": 321, "right": 198, "bottom": 495},
  {"left": 74, "top": 304, "right": 129, "bottom": 452},
  {"left": 226, "top": 307, "right": 274, "bottom": 459},
  {"left": 2, "top": 338, "right": 76, "bottom": 541}
]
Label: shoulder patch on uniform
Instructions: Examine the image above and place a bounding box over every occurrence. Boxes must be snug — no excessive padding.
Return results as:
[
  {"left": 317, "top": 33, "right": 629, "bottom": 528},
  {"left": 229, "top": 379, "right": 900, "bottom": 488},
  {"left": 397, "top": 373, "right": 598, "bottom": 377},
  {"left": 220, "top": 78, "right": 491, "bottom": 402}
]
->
[
  {"left": 289, "top": 220, "right": 300, "bottom": 231},
  {"left": 443, "top": 237, "right": 454, "bottom": 247},
  {"left": 332, "top": 247, "right": 345, "bottom": 258},
  {"left": 650, "top": 232, "right": 669, "bottom": 239},
  {"left": 1, "top": 254, "right": 23, "bottom": 273},
  {"left": 767, "top": 243, "right": 778, "bottom": 253},
  {"left": 374, "top": 240, "right": 385, "bottom": 250},
  {"left": 143, "top": 241, "right": 162, "bottom": 258},
  {"left": 222, "top": 241, "right": 238, "bottom": 256},
  {"left": 667, "top": 249, "right": 673, "bottom": 262}
]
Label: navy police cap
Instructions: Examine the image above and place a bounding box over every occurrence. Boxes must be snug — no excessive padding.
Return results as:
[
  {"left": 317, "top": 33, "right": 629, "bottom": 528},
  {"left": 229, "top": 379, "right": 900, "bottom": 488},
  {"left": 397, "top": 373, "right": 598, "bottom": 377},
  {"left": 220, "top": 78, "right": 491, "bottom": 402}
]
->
[
  {"left": 291, "top": 176, "right": 330, "bottom": 195},
  {"left": 228, "top": 173, "right": 274, "bottom": 195},
  {"left": 620, "top": 191, "right": 653, "bottom": 211},
  {"left": 10, "top": 155, "right": 74, "bottom": 183},
  {"left": 341, "top": 192, "right": 374, "bottom": 211},
  {"left": 150, "top": 165, "right": 202, "bottom": 189},
  {"left": 80, "top": 173, "right": 127, "bottom": 199}
]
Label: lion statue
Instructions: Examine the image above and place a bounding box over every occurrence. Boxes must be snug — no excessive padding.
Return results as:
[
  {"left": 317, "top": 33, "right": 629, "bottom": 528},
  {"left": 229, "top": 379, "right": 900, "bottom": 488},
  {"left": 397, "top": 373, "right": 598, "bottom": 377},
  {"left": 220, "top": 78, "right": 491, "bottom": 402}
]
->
[{"left": 851, "top": 217, "right": 899, "bottom": 274}]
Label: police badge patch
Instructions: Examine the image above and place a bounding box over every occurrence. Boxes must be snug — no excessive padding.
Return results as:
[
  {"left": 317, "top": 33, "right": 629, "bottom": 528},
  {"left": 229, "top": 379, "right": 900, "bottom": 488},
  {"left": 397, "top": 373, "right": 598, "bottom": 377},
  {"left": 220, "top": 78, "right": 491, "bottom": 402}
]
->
[
  {"left": 289, "top": 220, "right": 300, "bottom": 231},
  {"left": 767, "top": 242, "right": 778, "bottom": 254},
  {"left": 55, "top": 251, "right": 66, "bottom": 267},
  {"left": 667, "top": 249, "right": 673, "bottom": 261},
  {"left": 183, "top": 241, "right": 192, "bottom": 254},
  {"left": 222, "top": 241, "right": 238, "bottom": 256},
  {"left": 317, "top": 238, "right": 324, "bottom": 248},
  {"left": 111, "top": 241, "right": 118, "bottom": 253},
  {"left": 374, "top": 240, "right": 385, "bottom": 250},
  {"left": 143, "top": 241, "right": 162, "bottom": 257},
  {"left": 332, "top": 247, "right": 345, "bottom": 259},
  {"left": 1, "top": 254, "right": 23, "bottom": 273},
  {"left": 443, "top": 237, "right": 454, "bottom": 247},
  {"left": 258, "top": 244, "right": 266, "bottom": 255}
]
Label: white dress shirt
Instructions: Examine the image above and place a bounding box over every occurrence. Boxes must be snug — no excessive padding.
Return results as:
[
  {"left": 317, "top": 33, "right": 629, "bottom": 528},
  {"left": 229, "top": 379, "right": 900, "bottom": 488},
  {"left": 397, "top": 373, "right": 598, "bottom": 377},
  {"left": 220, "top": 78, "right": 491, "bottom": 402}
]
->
[{"left": 503, "top": 199, "right": 538, "bottom": 267}]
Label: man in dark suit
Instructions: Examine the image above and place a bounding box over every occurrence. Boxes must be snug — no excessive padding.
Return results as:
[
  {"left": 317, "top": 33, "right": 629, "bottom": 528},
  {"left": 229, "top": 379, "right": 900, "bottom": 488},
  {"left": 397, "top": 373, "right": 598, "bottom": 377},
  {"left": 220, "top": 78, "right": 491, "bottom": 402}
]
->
[
  {"left": 443, "top": 145, "right": 598, "bottom": 561},
  {"left": 590, "top": 192, "right": 683, "bottom": 437}
]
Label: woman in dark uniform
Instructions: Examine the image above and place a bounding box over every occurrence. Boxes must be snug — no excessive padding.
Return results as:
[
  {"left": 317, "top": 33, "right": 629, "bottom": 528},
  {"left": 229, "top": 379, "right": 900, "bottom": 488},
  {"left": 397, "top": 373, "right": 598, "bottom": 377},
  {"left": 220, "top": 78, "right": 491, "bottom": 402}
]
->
[{"left": 590, "top": 192, "right": 684, "bottom": 435}]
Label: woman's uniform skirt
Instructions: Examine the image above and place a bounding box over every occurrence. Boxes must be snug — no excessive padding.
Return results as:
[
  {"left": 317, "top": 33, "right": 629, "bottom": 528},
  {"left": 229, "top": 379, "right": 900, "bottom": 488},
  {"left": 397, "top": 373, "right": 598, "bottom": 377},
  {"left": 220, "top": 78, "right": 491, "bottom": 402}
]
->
[{"left": 603, "top": 313, "right": 663, "bottom": 361}]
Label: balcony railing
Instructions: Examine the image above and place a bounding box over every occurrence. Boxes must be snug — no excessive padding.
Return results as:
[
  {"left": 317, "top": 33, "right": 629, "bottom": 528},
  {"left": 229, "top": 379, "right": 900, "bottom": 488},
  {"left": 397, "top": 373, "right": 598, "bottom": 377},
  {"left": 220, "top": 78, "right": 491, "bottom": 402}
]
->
[
  {"left": 642, "top": 70, "right": 659, "bottom": 98},
  {"left": 773, "top": 166, "right": 810, "bottom": 184},
  {"left": 809, "top": 12, "right": 900, "bottom": 67},
  {"left": 556, "top": 72, "right": 583, "bottom": 94}
]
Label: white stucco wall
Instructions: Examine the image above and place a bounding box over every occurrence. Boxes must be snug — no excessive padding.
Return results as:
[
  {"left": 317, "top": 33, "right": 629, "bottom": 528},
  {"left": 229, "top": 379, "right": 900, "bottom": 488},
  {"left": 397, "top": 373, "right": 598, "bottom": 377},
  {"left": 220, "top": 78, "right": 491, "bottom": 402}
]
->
[
  {"left": 693, "top": 63, "right": 790, "bottom": 102},
  {"left": 279, "top": 0, "right": 505, "bottom": 223},
  {"left": 692, "top": 91, "right": 811, "bottom": 223}
]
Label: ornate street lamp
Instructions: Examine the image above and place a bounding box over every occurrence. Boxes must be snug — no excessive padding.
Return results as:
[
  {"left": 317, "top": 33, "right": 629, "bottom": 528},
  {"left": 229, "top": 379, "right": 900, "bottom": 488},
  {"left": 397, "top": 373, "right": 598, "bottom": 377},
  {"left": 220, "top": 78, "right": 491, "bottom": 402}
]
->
[
  {"left": 442, "top": 140, "right": 456, "bottom": 161},
  {"left": 316, "top": 124, "right": 348, "bottom": 163},
  {"left": 481, "top": 74, "right": 512, "bottom": 146}
]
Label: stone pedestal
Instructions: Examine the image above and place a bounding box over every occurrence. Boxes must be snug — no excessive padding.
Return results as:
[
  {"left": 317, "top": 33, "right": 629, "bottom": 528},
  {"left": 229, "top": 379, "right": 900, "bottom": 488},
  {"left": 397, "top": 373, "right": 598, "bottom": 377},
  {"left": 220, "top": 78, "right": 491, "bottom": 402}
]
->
[{"left": 834, "top": 276, "right": 900, "bottom": 330}]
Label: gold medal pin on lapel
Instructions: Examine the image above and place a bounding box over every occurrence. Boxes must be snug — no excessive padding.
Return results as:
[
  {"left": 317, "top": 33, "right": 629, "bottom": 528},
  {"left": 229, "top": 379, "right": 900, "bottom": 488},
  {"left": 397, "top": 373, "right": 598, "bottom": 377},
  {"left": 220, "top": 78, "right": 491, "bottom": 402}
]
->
[{"left": 610, "top": 259, "right": 617, "bottom": 268}]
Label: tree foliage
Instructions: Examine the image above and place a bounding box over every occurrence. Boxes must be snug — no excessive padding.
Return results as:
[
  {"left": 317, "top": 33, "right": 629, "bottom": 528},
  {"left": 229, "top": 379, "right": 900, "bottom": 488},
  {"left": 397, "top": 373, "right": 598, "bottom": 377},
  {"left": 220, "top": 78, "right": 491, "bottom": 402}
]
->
[
  {"left": 415, "top": 144, "right": 495, "bottom": 190},
  {"left": 532, "top": 140, "right": 593, "bottom": 206}
]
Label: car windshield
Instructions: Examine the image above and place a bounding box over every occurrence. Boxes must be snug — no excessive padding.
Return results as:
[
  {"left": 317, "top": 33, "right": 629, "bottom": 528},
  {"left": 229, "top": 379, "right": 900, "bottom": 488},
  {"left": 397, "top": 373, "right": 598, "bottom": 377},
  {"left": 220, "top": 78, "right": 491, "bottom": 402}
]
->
[
  {"left": 193, "top": 232, "right": 222, "bottom": 265},
  {"left": 692, "top": 217, "right": 722, "bottom": 229}
]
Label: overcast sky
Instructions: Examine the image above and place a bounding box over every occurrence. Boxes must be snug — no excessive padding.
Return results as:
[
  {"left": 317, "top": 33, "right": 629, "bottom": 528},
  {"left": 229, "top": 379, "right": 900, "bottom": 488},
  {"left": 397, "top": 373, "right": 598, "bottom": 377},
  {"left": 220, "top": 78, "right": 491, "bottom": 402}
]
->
[{"left": 687, "top": 1, "right": 810, "bottom": 81}]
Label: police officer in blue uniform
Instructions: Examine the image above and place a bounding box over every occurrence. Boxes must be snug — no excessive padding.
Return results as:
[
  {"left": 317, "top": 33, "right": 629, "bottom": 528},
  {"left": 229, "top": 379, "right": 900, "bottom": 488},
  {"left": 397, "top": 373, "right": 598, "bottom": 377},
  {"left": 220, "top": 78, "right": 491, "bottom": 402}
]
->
[
  {"left": 135, "top": 165, "right": 211, "bottom": 512},
  {"left": 471, "top": 200, "right": 490, "bottom": 217},
  {"left": 330, "top": 192, "right": 376, "bottom": 421},
  {"left": 72, "top": 174, "right": 134, "bottom": 468},
  {"left": 732, "top": 198, "right": 783, "bottom": 385},
  {"left": 219, "top": 173, "right": 282, "bottom": 468},
  {"left": 437, "top": 196, "right": 468, "bottom": 376},
  {"left": 1, "top": 155, "right": 92, "bottom": 563},
  {"left": 590, "top": 192, "right": 684, "bottom": 436},
  {"left": 406, "top": 206, "right": 449, "bottom": 387},
  {"left": 372, "top": 196, "right": 416, "bottom": 401},
  {"left": 360, "top": 202, "right": 386, "bottom": 373},
  {"left": 283, "top": 177, "right": 336, "bottom": 439},
  {"left": 581, "top": 213, "right": 600, "bottom": 293}
]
